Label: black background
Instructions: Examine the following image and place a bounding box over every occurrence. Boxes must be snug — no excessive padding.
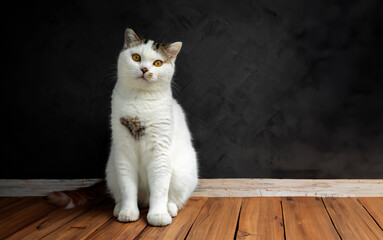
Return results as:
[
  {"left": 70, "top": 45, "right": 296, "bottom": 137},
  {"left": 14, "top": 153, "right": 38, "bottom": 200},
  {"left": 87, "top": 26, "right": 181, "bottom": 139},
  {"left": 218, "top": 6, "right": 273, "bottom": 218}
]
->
[{"left": 2, "top": 0, "right": 382, "bottom": 179}]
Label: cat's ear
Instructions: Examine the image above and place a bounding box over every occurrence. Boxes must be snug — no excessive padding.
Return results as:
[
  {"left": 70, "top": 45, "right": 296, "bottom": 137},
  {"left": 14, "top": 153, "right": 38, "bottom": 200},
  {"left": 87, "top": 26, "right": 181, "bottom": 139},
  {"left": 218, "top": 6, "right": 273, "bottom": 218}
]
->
[
  {"left": 165, "top": 42, "right": 182, "bottom": 60},
  {"left": 124, "top": 28, "right": 140, "bottom": 48}
]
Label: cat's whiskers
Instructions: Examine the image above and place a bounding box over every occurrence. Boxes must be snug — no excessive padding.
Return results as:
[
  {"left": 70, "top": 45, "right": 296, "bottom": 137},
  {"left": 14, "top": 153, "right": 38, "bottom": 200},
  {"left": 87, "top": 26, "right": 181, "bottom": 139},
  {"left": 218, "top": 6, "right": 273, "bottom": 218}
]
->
[{"left": 171, "top": 80, "right": 181, "bottom": 98}]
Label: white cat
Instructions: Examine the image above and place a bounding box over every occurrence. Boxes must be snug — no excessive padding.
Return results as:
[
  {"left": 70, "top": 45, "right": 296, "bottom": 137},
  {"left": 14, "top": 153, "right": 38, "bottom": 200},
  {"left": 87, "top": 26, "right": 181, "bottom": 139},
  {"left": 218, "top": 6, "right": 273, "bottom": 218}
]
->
[{"left": 105, "top": 28, "right": 198, "bottom": 226}]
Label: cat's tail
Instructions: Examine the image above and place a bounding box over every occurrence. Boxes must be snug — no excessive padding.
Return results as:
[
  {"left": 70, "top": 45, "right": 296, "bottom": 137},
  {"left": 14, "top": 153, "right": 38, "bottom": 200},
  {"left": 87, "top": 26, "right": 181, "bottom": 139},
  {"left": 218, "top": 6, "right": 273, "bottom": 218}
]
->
[{"left": 47, "top": 180, "right": 106, "bottom": 209}]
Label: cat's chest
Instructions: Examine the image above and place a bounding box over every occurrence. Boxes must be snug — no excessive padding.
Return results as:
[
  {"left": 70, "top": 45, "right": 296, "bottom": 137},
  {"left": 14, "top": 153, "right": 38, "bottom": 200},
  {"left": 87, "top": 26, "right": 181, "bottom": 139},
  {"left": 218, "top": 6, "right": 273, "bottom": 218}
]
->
[
  {"left": 112, "top": 94, "right": 172, "bottom": 133},
  {"left": 116, "top": 98, "right": 168, "bottom": 122}
]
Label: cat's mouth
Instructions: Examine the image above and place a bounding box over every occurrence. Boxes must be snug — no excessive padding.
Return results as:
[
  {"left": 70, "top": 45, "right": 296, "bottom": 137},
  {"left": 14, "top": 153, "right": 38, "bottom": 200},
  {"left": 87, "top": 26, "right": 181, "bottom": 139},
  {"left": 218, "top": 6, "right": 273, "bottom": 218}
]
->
[
  {"left": 138, "top": 74, "right": 153, "bottom": 82},
  {"left": 138, "top": 76, "right": 148, "bottom": 81}
]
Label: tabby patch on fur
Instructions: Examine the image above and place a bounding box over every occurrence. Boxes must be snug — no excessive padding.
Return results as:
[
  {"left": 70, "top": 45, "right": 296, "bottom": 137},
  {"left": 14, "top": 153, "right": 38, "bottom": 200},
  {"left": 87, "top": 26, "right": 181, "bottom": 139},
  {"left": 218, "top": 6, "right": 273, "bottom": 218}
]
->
[{"left": 120, "top": 116, "right": 146, "bottom": 140}]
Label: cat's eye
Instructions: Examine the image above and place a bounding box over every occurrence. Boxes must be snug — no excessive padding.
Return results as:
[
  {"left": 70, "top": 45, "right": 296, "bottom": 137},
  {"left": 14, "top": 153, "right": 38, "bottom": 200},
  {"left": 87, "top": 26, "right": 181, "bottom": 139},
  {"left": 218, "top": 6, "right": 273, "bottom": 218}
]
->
[
  {"left": 132, "top": 54, "right": 141, "bottom": 62},
  {"left": 153, "top": 60, "right": 163, "bottom": 67}
]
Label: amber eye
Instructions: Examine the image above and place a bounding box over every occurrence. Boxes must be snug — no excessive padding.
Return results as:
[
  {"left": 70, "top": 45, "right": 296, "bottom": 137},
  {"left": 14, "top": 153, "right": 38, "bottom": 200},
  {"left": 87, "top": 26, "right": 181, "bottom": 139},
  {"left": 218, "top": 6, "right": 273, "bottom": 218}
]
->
[
  {"left": 153, "top": 60, "right": 163, "bottom": 67},
  {"left": 132, "top": 54, "right": 141, "bottom": 62}
]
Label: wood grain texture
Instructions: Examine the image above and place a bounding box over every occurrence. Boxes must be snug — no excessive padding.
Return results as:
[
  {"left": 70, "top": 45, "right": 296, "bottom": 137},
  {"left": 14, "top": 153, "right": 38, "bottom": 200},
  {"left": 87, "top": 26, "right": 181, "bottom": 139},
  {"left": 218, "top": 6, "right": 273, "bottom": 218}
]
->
[
  {"left": 0, "top": 179, "right": 102, "bottom": 197},
  {"left": 282, "top": 197, "right": 340, "bottom": 240},
  {"left": 236, "top": 197, "right": 284, "bottom": 240},
  {"left": 0, "top": 197, "right": 57, "bottom": 239},
  {"left": 41, "top": 200, "right": 114, "bottom": 240},
  {"left": 0, "top": 197, "right": 23, "bottom": 210},
  {"left": 137, "top": 197, "right": 207, "bottom": 240},
  {"left": 6, "top": 198, "right": 105, "bottom": 240},
  {"left": 2, "top": 196, "right": 383, "bottom": 239},
  {"left": 186, "top": 198, "right": 242, "bottom": 240},
  {"left": 86, "top": 209, "right": 148, "bottom": 240},
  {"left": 2, "top": 179, "right": 383, "bottom": 197},
  {"left": 193, "top": 179, "right": 383, "bottom": 197},
  {"left": 323, "top": 197, "right": 383, "bottom": 239},
  {"left": 0, "top": 197, "right": 40, "bottom": 216},
  {"left": 357, "top": 197, "right": 383, "bottom": 230}
]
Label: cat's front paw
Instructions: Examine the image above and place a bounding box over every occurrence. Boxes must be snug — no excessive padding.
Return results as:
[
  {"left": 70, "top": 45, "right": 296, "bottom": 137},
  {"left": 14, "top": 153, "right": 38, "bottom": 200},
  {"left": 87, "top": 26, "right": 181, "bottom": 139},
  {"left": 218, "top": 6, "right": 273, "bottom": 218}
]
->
[
  {"left": 117, "top": 207, "right": 140, "bottom": 222},
  {"left": 147, "top": 211, "right": 172, "bottom": 226}
]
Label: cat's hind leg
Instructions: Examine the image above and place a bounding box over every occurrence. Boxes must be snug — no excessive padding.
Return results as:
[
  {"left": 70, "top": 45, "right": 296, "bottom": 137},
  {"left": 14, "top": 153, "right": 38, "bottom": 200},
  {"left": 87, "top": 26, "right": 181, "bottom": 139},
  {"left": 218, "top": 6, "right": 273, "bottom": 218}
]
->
[
  {"left": 167, "top": 164, "right": 198, "bottom": 217},
  {"left": 167, "top": 202, "right": 178, "bottom": 217},
  {"left": 106, "top": 155, "right": 122, "bottom": 217}
]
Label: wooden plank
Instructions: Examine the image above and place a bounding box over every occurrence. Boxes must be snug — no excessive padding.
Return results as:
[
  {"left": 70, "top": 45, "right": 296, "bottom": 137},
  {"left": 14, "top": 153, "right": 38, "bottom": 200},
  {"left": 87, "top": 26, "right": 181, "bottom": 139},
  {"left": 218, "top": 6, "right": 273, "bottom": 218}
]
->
[
  {"left": 0, "top": 197, "right": 38, "bottom": 216},
  {"left": 357, "top": 197, "right": 383, "bottom": 229},
  {"left": 2, "top": 179, "right": 383, "bottom": 197},
  {"left": 193, "top": 179, "right": 383, "bottom": 197},
  {"left": 186, "top": 198, "right": 242, "bottom": 240},
  {"left": 6, "top": 198, "right": 105, "bottom": 240},
  {"left": 323, "top": 197, "right": 383, "bottom": 239},
  {"left": 86, "top": 209, "right": 148, "bottom": 240},
  {"left": 236, "top": 197, "right": 284, "bottom": 240},
  {"left": 0, "top": 197, "right": 57, "bottom": 239},
  {"left": 282, "top": 197, "right": 340, "bottom": 240},
  {"left": 41, "top": 200, "right": 114, "bottom": 240},
  {"left": 137, "top": 197, "right": 207, "bottom": 240},
  {"left": 0, "top": 197, "right": 23, "bottom": 210}
]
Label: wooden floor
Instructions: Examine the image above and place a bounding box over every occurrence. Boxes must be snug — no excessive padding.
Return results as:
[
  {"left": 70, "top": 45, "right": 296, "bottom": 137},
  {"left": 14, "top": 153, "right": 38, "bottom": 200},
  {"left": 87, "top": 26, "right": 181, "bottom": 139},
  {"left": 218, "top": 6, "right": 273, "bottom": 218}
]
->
[{"left": 1, "top": 196, "right": 382, "bottom": 240}]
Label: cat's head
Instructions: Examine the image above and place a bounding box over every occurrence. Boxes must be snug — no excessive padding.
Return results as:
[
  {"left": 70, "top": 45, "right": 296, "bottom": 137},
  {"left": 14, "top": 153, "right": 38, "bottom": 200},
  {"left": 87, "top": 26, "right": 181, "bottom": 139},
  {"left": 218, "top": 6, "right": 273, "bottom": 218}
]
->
[{"left": 117, "top": 28, "right": 182, "bottom": 90}]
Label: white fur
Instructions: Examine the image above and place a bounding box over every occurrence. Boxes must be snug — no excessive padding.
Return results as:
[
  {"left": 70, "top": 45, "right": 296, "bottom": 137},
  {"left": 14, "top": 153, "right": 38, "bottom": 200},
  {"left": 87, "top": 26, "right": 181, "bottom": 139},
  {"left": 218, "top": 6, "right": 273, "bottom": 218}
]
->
[{"left": 106, "top": 37, "right": 198, "bottom": 226}]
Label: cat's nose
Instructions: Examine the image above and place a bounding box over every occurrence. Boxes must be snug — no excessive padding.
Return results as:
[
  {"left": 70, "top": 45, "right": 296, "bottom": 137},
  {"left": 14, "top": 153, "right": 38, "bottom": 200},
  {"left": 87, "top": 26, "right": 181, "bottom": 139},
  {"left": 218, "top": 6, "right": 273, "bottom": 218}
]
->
[{"left": 141, "top": 67, "right": 148, "bottom": 73}]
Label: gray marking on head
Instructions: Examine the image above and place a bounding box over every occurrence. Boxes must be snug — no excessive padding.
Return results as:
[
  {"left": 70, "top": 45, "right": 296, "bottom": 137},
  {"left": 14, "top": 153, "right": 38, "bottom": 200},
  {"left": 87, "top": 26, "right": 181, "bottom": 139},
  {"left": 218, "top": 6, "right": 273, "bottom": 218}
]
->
[
  {"left": 151, "top": 41, "right": 172, "bottom": 62},
  {"left": 121, "top": 28, "right": 173, "bottom": 62}
]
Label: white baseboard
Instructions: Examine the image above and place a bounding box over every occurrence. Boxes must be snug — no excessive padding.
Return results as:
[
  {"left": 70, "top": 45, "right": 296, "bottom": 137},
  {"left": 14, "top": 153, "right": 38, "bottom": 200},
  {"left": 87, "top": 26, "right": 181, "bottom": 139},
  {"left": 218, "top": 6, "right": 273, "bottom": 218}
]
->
[
  {"left": 193, "top": 179, "right": 383, "bottom": 197},
  {"left": 0, "top": 178, "right": 382, "bottom": 197},
  {"left": 0, "top": 179, "right": 102, "bottom": 197}
]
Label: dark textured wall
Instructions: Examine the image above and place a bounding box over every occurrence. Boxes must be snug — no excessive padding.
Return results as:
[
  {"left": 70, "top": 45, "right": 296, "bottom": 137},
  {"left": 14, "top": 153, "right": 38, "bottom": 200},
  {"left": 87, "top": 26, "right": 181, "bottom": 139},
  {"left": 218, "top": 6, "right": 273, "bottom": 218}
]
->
[{"left": 2, "top": 0, "right": 382, "bottom": 179}]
